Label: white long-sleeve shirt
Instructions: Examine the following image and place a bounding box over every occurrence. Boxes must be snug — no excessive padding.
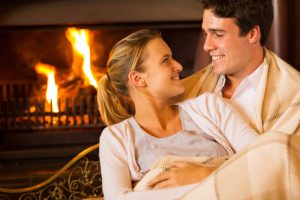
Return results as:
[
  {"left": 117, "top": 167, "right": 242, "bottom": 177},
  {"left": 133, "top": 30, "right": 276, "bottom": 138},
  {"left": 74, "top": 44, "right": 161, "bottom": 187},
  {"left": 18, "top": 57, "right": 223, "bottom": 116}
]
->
[{"left": 99, "top": 93, "right": 258, "bottom": 200}]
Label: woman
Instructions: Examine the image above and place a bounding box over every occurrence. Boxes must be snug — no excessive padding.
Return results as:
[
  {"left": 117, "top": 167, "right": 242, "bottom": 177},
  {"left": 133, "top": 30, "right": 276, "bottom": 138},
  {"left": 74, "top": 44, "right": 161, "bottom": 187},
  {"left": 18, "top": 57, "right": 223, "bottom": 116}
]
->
[{"left": 97, "top": 29, "right": 258, "bottom": 200}]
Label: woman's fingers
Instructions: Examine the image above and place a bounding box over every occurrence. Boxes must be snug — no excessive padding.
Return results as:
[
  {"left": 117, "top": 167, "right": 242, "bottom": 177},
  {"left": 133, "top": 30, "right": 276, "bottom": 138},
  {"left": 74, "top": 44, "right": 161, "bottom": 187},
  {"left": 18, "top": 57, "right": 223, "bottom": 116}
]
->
[
  {"left": 147, "top": 164, "right": 218, "bottom": 189},
  {"left": 149, "top": 171, "right": 179, "bottom": 189},
  {"left": 147, "top": 172, "right": 169, "bottom": 188},
  {"left": 151, "top": 177, "right": 172, "bottom": 189}
]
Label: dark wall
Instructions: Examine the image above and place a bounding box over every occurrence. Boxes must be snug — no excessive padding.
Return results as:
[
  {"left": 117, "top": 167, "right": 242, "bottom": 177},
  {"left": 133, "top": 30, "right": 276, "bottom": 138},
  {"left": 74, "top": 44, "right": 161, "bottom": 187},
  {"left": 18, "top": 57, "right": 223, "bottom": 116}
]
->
[
  {"left": 293, "top": 0, "right": 300, "bottom": 70},
  {"left": 267, "top": 0, "right": 300, "bottom": 71},
  {"left": 0, "top": 0, "right": 203, "bottom": 27}
]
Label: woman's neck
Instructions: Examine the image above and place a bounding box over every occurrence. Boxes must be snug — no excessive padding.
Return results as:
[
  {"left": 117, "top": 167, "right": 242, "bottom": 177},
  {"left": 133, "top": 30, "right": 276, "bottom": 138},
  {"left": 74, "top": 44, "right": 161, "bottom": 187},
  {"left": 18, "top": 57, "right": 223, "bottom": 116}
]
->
[{"left": 133, "top": 99, "right": 181, "bottom": 138}]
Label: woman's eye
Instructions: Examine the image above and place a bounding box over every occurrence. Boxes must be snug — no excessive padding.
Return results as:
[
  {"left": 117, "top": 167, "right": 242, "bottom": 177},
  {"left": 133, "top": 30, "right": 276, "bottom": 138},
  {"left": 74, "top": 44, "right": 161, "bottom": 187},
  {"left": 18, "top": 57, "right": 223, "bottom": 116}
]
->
[{"left": 163, "top": 57, "right": 169, "bottom": 63}]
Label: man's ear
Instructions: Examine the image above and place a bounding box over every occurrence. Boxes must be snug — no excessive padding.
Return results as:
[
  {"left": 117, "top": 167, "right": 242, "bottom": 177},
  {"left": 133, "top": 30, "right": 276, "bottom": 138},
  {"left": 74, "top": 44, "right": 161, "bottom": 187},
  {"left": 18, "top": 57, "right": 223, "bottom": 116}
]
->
[
  {"left": 248, "top": 25, "right": 261, "bottom": 44},
  {"left": 128, "top": 71, "right": 146, "bottom": 87}
]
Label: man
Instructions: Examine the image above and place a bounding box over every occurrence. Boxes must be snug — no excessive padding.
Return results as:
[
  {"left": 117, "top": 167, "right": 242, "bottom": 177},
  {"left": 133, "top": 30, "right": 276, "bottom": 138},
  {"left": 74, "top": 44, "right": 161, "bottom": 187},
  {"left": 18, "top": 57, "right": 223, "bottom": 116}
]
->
[
  {"left": 169, "top": 1, "right": 300, "bottom": 198},
  {"left": 179, "top": 0, "right": 300, "bottom": 134}
]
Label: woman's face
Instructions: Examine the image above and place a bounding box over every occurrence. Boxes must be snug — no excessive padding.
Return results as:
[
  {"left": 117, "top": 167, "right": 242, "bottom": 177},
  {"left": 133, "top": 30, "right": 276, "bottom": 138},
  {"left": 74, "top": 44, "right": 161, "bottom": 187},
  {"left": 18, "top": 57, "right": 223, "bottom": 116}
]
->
[{"left": 140, "top": 38, "right": 185, "bottom": 100}]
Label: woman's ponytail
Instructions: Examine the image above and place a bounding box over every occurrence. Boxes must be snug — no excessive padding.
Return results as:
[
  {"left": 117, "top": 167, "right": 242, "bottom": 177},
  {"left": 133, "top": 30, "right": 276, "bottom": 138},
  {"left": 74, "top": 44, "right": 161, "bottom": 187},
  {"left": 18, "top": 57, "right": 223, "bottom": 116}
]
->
[{"left": 97, "top": 74, "right": 131, "bottom": 126}]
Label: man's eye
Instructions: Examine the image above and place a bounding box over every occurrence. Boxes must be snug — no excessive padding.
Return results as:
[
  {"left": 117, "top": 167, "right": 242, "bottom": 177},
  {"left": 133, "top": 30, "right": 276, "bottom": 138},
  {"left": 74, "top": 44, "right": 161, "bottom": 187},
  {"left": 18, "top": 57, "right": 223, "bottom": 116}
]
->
[{"left": 215, "top": 33, "right": 224, "bottom": 37}]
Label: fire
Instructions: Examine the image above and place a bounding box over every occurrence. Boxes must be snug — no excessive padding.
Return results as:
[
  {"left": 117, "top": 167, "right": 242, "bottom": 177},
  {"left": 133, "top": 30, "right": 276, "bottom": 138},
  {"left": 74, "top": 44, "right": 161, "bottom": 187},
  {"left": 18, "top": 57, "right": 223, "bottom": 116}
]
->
[
  {"left": 65, "top": 28, "right": 98, "bottom": 88},
  {"left": 34, "top": 63, "right": 59, "bottom": 113}
]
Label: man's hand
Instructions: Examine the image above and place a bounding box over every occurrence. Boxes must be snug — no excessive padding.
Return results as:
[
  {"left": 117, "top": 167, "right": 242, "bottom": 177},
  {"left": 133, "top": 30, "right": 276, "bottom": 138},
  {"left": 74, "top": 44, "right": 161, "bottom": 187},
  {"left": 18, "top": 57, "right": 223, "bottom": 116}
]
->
[{"left": 147, "top": 162, "right": 217, "bottom": 189}]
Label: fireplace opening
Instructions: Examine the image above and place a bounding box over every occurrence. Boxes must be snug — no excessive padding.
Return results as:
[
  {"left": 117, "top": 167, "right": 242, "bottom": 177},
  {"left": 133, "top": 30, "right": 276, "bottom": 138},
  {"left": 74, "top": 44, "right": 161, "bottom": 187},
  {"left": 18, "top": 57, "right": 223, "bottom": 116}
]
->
[{"left": 0, "top": 27, "right": 200, "bottom": 130}]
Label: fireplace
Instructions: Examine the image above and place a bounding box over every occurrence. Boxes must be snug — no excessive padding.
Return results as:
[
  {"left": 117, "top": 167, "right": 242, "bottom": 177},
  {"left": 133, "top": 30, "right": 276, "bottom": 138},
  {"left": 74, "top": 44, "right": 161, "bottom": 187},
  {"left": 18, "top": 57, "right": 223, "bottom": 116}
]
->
[
  {"left": 0, "top": 0, "right": 203, "bottom": 187},
  {"left": 0, "top": 27, "right": 201, "bottom": 126}
]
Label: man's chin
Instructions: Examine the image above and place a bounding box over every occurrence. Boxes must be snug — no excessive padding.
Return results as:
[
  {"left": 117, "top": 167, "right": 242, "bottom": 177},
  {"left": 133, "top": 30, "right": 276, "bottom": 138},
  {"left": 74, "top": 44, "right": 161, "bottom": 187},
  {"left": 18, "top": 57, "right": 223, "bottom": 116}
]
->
[
  {"left": 172, "top": 88, "right": 185, "bottom": 99},
  {"left": 212, "top": 66, "right": 226, "bottom": 75},
  {"left": 176, "top": 87, "right": 185, "bottom": 95}
]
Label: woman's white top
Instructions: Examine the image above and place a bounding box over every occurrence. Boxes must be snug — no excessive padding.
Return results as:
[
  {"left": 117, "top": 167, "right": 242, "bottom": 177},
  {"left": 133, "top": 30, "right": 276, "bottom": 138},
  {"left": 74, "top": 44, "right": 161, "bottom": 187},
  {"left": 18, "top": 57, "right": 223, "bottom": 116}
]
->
[
  {"left": 129, "top": 107, "right": 228, "bottom": 174},
  {"left": 99, "top": 93, "right": 258, "bottom": 200}
]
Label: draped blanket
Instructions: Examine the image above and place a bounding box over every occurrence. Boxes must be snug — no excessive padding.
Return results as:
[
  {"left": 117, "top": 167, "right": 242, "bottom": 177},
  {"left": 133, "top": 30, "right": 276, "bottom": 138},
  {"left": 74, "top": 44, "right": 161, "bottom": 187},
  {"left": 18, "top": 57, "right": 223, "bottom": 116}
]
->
[{"left": 181, "top": 132, "right": 300, "bottom": 200}]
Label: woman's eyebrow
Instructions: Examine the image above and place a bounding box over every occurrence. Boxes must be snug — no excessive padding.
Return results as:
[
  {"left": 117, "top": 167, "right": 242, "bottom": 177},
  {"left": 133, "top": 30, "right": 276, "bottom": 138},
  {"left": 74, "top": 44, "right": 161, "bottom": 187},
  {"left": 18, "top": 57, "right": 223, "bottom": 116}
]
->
[{"left": 160, "top": 54, "right": 171, "bottom": 61}]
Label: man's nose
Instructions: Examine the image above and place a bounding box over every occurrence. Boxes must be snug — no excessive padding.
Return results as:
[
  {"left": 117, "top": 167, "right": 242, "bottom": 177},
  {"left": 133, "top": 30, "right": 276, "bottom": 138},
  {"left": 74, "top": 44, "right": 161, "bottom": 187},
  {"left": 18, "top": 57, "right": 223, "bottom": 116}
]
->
[
  {"left": 174, "top": 60, "right": 183, "bottom": 72},
  {"left": 203, "top": 35, "right": 215, "bottom": 52}
]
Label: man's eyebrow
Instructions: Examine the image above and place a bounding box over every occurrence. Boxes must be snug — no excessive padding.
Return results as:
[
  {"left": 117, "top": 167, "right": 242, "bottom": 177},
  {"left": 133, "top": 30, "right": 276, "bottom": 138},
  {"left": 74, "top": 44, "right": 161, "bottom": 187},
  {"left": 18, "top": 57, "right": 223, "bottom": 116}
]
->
[
  {"left": 207, "top": 28, "right": 226, "bottom": 33},
  {"left": 202, "top": 28, "right": 226, "bottom": 33}
]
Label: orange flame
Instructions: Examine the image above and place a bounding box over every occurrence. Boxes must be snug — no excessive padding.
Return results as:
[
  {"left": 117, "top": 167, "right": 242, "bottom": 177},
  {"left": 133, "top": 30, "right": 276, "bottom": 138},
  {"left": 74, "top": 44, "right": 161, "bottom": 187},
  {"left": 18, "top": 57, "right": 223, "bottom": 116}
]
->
[
  {"left": 65, "top": 28, "right": 98, "bottom": 88},
  {"left": 34, "top": 63, "right": 59, "bottom": 113}
]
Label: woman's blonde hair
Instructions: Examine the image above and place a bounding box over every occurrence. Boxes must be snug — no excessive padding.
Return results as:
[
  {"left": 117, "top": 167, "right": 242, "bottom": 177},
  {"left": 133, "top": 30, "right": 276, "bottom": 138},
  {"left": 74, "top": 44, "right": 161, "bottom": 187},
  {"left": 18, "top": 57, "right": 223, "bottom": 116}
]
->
[{"left": 97, "top": 29, "right": 161, "bottom": 126}]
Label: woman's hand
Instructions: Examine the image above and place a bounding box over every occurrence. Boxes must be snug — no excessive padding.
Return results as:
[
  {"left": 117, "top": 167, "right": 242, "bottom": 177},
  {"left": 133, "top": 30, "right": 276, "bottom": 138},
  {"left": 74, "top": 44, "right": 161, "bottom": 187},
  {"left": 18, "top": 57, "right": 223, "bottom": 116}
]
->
[{"left": 147, "top": 162, "right": 217, "bottom": 189}]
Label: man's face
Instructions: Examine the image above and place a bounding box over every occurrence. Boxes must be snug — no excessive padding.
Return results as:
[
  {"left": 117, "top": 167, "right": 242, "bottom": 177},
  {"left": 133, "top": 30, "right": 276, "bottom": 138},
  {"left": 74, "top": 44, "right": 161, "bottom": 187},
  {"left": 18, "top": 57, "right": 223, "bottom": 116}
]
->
[{"left": 202, "top": 9, "right": 254, "bottom": 79}]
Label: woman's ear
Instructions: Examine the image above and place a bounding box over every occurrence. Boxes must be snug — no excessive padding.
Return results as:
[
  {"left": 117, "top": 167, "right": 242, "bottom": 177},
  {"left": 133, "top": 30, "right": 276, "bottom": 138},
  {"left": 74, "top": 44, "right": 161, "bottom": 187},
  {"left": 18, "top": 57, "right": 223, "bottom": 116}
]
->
[
  {"left": 248, "top": 25, "right": 261, "bottom": 44},
  {"left": 128, "top": 71, "right": 146, "bottom": 87}
]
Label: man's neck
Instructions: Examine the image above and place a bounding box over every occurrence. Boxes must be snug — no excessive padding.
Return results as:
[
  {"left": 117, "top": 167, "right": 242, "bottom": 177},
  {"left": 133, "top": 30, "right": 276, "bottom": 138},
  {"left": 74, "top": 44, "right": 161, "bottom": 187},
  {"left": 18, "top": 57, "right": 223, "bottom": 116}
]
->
[
  {"left": 222, "top": 47, "right": 265, "bottom": 99},
  {"left": 222, "top": 76, "right": 240, "bottom": 99}
]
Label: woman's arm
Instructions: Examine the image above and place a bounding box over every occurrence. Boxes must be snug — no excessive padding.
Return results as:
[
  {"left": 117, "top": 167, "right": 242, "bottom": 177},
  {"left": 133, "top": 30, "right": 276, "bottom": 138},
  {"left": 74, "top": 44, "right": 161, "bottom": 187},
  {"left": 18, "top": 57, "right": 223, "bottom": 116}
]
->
[
  {"left": 180, "top": 93, "right": 258, "bottom": 152},
  {"left": 100, "top": 128, "right": 133, "bottom": 200},
  {"left": 201, "top": 93, "right": 259, "bottom": 151}
]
